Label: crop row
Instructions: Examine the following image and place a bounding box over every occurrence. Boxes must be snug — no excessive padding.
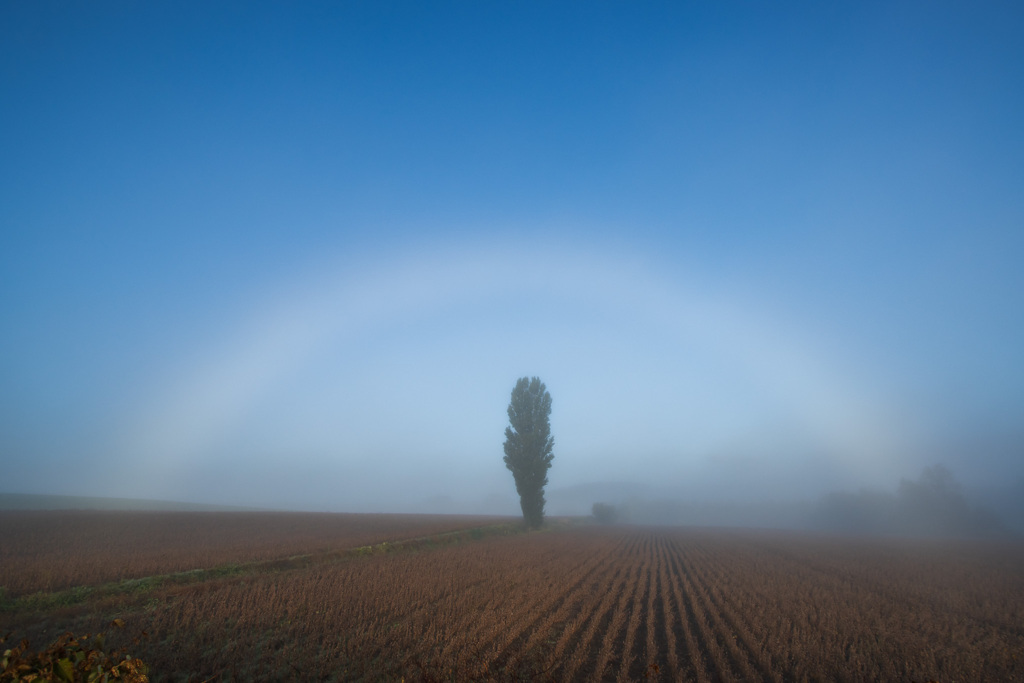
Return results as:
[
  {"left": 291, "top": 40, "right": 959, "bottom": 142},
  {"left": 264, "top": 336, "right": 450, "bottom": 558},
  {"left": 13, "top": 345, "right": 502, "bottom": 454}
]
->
[
  {"left": 3, "top": 525, "right": 1022, "bottom": 681},
  {"left": 0, "top": 510, "right": 506, "bottom": 596}
]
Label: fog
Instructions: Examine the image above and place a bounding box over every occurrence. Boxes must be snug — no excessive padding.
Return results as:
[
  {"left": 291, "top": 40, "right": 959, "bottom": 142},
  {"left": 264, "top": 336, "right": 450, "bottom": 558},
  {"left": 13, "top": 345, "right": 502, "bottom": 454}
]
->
[
  {"left": 4, "top": 241, "right": 1022, "bottom": 535},
  {"left": 2, "top": 4, "right": 1022, "bottom": 536}
]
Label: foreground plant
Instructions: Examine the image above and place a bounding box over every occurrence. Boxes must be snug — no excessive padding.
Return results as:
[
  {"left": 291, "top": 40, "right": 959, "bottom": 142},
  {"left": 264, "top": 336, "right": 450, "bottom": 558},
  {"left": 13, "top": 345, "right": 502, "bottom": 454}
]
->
[{"left": 1, "top": 619, "right": 148, "bottom": 682}]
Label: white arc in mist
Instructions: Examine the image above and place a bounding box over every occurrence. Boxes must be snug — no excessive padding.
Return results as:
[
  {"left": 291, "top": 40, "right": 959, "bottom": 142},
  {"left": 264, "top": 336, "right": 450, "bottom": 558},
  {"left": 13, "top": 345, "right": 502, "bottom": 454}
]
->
[{"left": 119, "top": 242, "right": 913, "bottom": 492}]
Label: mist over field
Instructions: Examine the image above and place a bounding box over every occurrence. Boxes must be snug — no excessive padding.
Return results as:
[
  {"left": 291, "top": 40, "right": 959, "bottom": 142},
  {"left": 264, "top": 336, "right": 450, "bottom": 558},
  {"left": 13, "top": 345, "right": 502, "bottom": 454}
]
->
[{"left": 2, "top": 3, "right": 1022, "bottom": 536}]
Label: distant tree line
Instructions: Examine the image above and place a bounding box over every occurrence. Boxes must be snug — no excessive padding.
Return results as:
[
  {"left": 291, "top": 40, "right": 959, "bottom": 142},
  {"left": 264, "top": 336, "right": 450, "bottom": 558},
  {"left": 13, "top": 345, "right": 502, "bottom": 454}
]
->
[
  {"left": 585, "top": 465, "right": 1008, "bottom": 538},
  {"left": 813, "top": 464, "right": 1004, "bottom": 537}
]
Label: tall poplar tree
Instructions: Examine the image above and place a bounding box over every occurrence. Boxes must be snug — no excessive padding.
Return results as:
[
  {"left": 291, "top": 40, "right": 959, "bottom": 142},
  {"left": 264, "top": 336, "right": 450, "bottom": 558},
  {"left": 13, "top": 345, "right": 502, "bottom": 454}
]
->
[{"left": 503, "top": 376, "right": 554, "bottom": 529}]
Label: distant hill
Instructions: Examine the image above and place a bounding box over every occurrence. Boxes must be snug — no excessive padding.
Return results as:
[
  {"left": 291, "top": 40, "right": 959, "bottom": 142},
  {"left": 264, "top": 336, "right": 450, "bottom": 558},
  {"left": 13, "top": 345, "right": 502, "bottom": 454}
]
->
[{"left": 0, "top": 492, "right": 266, "bottom": 512}]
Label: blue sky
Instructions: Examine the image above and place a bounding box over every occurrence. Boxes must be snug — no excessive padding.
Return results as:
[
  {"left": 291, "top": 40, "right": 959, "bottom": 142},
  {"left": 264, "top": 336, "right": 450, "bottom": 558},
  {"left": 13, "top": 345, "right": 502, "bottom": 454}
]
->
[{"left": 2, "top": 2, "right": 1022, "bottom": 512}]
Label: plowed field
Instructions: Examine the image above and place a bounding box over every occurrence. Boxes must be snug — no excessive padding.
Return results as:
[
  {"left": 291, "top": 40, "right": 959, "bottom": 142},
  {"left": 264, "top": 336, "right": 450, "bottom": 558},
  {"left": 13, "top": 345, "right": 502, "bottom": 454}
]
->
[
  {"left": 3, "top": 520, "right": 1022, "bottom": 682},
  {"left": 0, "top": 510, "right": 504, "bottom": 595}
]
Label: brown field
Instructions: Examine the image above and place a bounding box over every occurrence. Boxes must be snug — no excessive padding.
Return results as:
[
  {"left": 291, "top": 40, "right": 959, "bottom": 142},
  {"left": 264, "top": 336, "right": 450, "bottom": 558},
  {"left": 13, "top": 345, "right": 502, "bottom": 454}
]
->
[
  {"left": 0, "top": 510, "right": 505, "bottom": 596},
  {"left": 2, "top": 516, "right": 1023, "bottom": 682}
]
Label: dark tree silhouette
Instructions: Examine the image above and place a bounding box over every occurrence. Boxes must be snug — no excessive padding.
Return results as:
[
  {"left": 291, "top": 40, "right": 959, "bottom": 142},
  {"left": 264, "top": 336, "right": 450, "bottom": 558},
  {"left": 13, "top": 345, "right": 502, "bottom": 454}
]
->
[
  {"left": 591, "top": 502, "right": 619, "bottom": 524},
  {"left": 503, "top": 377, "right": 554, "bottom": 529}
]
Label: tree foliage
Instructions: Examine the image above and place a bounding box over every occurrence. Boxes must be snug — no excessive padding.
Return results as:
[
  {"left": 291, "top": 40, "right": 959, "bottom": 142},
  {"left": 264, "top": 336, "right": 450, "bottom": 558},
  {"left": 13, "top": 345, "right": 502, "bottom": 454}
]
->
[
  {"left": 816, "top": 465, "right": 1004, "bottom": 537},
  {"left": 503, "top": 377, "right": 554, "bottom": 529},
  {"left": 591, "top": 502, "right": 619, "bottom": 525}
]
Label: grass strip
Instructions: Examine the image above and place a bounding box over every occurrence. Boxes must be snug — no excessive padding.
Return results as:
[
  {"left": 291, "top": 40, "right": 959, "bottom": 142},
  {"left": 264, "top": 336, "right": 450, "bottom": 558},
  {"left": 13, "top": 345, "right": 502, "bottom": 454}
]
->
[{"left": 1, "top": 520, "right": 538, "bottom": 614}]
